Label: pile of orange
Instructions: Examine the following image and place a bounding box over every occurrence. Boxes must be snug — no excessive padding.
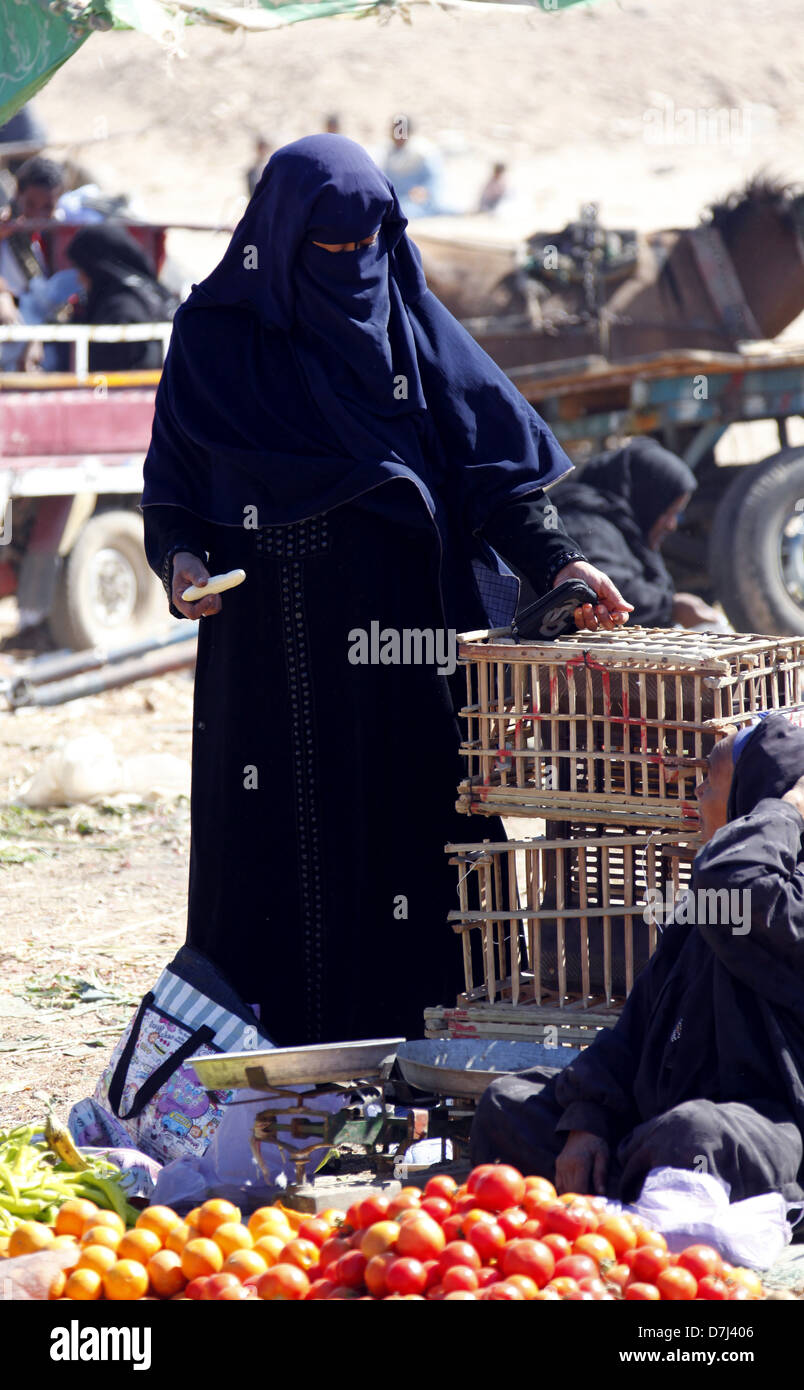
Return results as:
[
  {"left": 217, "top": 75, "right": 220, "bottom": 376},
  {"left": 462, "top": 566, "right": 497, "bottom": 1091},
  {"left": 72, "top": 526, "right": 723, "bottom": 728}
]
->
[{"left": 39, "top": 1196, "right": 301, "bottom": 1301}]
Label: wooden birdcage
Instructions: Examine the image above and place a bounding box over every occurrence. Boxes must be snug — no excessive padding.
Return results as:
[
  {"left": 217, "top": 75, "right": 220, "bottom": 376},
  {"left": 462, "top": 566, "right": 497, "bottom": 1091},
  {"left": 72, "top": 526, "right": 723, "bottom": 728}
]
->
[
  {"left": 456, "top": 628, "right": 804, "bottom": 826},
  {"left": 445, "top": 828, "right": 695, "bottom": 1022}
]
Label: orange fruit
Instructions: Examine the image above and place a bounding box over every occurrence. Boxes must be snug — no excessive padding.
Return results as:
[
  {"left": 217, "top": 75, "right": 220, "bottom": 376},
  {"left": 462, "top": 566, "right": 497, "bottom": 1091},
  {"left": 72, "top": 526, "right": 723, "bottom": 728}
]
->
[
  {"left": 118, "top": 1228, "right": 162, "bottom": 1263},
  {"left": 223, "top": 1249, "right": 268, "bottom": 1282},
  {"left": 164, "top": 1221, "right": 196, "bottom": 1254},
  {"left": 136, "top": 1205, "right": 182, "bottom": 1241},
  {"left": 253, "top": 1234, "right": 286, "bottom": 1267},
  {"left": 147, "top": 1248, "right": 187, "bottom": 1299},
  {"left": 49, "top": 1270, "right": 68, "bottom": 1300},
  {"left": 78, "top": 1244, "right": 118, "bottom": 1276},
  {"left": 103, "top": 1258, "right": 149, "bottom": 1301},
  {"left": 55, "top": 1198, "right": 99, "bottom": 1237},
  {"left": 197, "top": 1199, "right": 242, "bottom": 1238},
  {"left": 729, "top": 1267, "right": 763, "bottom": 1298},
  {"left": 181, "top": 1237, "right": 224, "bottom": 1280},
  {"left": 9, "top": 1222, "right": 55, "bottom": 1257},
  {"left": 185, "top": 1206, "right": 202, "bottom": 1227},
  {"left": 212, "top": 1222, "right": 253, "bottom": 1258},
  {"left": 81, "top": 1208, "right": 125, "bottom": 1237},
  {"left": 65, "top": 1267, "right": 104, "bottom": 1301},
  {"left": 51, "top": 1234, "right": 80, "bottom": 1250},
  {"left": 80, "top": 1224, "right": 121, "bottom": 1252},
  {"left": 247, "top": 1206, "right": 291, "bottom": 1238}
]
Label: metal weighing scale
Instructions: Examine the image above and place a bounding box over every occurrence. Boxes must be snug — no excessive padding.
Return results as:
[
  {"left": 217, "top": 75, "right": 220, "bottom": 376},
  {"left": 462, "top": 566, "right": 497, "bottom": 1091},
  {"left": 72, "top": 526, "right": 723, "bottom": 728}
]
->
[{"left": 191, "top": 1038, "right": 576, "bottom": 1212}]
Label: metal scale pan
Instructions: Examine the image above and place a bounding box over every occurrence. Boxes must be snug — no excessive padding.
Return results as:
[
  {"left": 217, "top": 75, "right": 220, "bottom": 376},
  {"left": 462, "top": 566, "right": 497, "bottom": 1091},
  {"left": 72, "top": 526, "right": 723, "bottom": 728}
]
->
[
  {"left": 395, "top": 1039, "right": 579, "bottom": 1100},
  {"left": 190, "top": 1038, "right": 404, "bottom": 1092}
]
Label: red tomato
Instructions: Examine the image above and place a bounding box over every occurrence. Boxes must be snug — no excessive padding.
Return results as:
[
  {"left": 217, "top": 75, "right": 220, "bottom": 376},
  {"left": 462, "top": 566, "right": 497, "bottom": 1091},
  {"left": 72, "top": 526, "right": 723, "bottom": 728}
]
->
[
  {"left": 578, "top": 1277, "right": 607, "bottom": 1297},
  {"left": 422, "top": 1259, "right": 442, "bottom": 1291},
  {"left": 553, "top": 1254, "right": 599, "bottom": 1283},
  {"left": 257, "top": 1264, "right": 311, "bottom": 1301},
  {"left": 563, "top": 1289, "right": 596, "bottom": 1301},
  {"left": 420, "top": 1197, "right": 451, "bottom": 1224},
  {"left": 728, "top": 1286, "right": 753, "bottom": 1301},
  {"left": 466, "top": 1165, "right": 497, "bottom": 1194},
  {"left": 345, "top": 1202, "right": 365, "bottom": 1231},
  {"left": 365, "top": 1253, "right": 396, "bottom": 1299},
  {"left": 425, "top": 1284, "right": 446, "bottom": 1300},
  {"left": 472, "top": 1165, "right": 526, "bottom": 1213},
  {"left": 697, "top": 1275, "right": 730, "bottom": 1301},
  {"left": 657, "top": 1267, "right": 698, "bottom": 1301},
  {"left": 524, "top": 1176, "right": 557, "bottom": 1201},
  {"left": 306, "top": 1278, "right": 338, "bottom": 1301},
  {"left": 280, "top": 1238, "right": 319, "bottom": 1272},
  {"left": 201, "top": 1273, "right": 241, "bottom": 1300},
  {"left": 357, "top": 1195, "right": 390, "bottom": 1228},
  {"left": 318, "top": 1236, "right": 351, "bottom": 1271},
  {"left": 631, "top": 1224, "right": 667, "bottom": 1251},
  {"left": 476, "top": 1266, "right": 500, "bottom": 1288},
  {"left": 442, "top": 1215, "right": 466, "bottom": 1243},
  {"left": 597, "top": 1215, "right": 638, "bottom": 1258},
  {"left": 297, "top": 1218, "right": 330, "bottom": 1249},
  {"left": 506, "top": 1274, "right": 539, "bottom": 1300},
  {"left": 677, "top": 1245, "right": 723, "bottom": 1282},
  {"left": 497, "top": 1208, "right": 529, "bottom": 1240},
  {"left": 395, "top": 1214, "right": 446, "bottom": 1262},
  {"left": 385, "top": 1257, "right": 427, "bottom": 1296},
  {"left": 184, "top": 1276, "right": 210, "bottom": 1299},
  {"left": 542, "top": 1202, "right": 595, "bottom": 1241},
  {"left": 501, "top": 1238, "right": 556, "bottom": 1289},
  {"left": 573, "top": 1233, "right": 616, "bottom": 1265},
  {"left": 606, "top": 1263, "right": 631, "bottom": 1291},
  {"left": 548, "top": 1277, "right": 579, "bottom": 1297},
  {"left": 468, "top": 1220, "right": 506, "bottom": 1263},
  {"left": 334, "top": 1250, "right": 367, "bottom": 1289},
  {"left": 442, "top": 1265, "right": 480, "bottom": 1293},
  {"left": 387, "top": 1191, "right": 422, "bottom": 1220},
  {"left": 630, "top": 1246, "right": 671, "bottom": 1284},
  {"left": 542, "top": 1233, "right": 572, "bottom": 1261},
  {"left": 520, "top": 1218, "right": 546, "bottom": 1239},
  {"left": 481, "top": 1281, "right": 525, "bottom": 1300},
  {"left": 438, "top": 1241, "right": 482, "bottom": 1275},
  {"left": 625, "top": 1282, "right": 661, "bottom": 1301},
  {"left": 522, "top": 1192, "right": 555, "bottom": 1220},
  {"left": 455, "top": 1193, "right": 483, "bottom": 1215},
  {"left": 424, "top": 1175, "right": 458, "bottom": 1202}
]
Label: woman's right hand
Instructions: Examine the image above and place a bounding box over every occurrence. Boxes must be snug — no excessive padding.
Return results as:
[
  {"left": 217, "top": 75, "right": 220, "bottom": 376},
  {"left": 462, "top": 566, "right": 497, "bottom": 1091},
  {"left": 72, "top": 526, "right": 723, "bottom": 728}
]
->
[{"left": 171, "top": 551, "right": 223, "bottom": 620}]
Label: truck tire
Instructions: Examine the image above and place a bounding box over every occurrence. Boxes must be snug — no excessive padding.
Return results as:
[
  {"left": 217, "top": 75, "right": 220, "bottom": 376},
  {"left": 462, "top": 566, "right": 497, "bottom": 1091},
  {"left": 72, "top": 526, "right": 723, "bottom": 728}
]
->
[
  {"left": 49, "top": 509, "right": 166, "bottom": 651},
  {"left": 709, "top": 448, "right": 804, "bottom": 636}
]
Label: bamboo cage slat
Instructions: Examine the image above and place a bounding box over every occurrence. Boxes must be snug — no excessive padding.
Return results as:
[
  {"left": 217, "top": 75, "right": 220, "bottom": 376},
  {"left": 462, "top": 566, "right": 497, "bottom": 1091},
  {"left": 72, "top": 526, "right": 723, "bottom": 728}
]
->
[
  {"left": 447, "top": 829, "right": 691, "bottom": 1013},
  {"left": 456, "top": 628, "right": 804, "bottom": 824}
]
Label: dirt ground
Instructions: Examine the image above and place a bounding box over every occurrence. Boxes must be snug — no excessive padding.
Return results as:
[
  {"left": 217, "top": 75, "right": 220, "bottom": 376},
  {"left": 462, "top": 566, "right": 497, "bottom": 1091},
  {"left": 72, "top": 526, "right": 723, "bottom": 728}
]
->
[{"left": 0, "top": 672, "right": 193, "bottom": 1130}]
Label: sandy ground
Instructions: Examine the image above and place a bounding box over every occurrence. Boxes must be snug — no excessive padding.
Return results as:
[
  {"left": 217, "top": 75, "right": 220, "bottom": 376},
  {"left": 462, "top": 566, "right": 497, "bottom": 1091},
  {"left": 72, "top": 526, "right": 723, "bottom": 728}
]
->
[{"left": 2, "top": 0, "right": 804, "bottom": 1130}]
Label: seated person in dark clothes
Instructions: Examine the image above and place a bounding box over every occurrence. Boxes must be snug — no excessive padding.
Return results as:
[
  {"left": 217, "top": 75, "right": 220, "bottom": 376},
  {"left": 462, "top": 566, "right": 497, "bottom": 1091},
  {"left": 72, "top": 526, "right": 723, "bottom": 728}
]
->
[
  {"left": 471, "top": 713, "right": 804, "bottom": 1206},
  {"left": 66, "top": 225, "right": 176, "bottom": 372},
  {"left": 549, "top": 436, "right": 722, "bottom": 630}
]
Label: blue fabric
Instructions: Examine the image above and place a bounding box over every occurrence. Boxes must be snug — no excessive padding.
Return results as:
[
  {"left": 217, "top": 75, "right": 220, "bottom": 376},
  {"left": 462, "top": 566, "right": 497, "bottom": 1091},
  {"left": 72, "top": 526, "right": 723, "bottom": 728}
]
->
[{"left": 141, "top": 134, "right": 573, "bottom": 547}]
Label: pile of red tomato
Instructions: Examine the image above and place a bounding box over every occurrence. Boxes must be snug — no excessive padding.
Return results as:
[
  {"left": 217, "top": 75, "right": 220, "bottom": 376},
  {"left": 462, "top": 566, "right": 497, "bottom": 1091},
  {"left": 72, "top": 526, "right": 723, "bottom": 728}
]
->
[{"left": 247, "top": 1164, "right": 766, "bottom": 1302}]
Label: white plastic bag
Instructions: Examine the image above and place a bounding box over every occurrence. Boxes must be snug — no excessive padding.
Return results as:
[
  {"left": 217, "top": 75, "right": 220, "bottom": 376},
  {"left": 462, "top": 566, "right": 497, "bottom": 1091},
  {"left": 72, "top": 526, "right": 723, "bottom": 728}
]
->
[{"left": 620, "top": 1166, "right": 796, "bottom": 1269}]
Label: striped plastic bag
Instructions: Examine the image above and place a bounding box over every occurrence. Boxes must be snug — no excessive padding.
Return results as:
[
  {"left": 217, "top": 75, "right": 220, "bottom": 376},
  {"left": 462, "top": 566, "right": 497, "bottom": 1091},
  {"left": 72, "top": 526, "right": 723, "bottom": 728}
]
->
[{"left": 84, "top": 946, "right": 274, "bottom": 1166}]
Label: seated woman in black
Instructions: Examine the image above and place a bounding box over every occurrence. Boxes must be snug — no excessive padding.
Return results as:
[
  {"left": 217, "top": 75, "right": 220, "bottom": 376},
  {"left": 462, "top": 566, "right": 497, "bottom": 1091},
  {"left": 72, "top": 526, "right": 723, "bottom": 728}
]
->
[
  {"left": 550, "top": 436, "right": 722, "bottom": 629},
  {"left": 66, "top": 226, "right": 175, "bottom": 373}
]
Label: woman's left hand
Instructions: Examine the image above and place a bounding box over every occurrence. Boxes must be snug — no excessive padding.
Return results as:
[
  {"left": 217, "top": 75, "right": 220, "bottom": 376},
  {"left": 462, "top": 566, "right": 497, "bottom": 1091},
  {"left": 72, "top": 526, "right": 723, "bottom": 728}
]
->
[{"left": 553, "top": 560, "right": 633, "bottom": 632}]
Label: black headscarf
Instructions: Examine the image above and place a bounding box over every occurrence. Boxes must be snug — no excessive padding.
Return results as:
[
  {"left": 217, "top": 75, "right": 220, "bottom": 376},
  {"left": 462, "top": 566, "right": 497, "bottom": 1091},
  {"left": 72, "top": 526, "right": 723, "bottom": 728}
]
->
[
  {"left": 727, "top": 713, "right": 804, "bottom": 821},
  {"left": 141, "top": 134, "right": 573, "bottom": 532},
  {"left": 67, "top": 225, "right": 170, "bottom": 323},
  {"left": 565, "top": 436, "right": 698, "bottom": 540}
]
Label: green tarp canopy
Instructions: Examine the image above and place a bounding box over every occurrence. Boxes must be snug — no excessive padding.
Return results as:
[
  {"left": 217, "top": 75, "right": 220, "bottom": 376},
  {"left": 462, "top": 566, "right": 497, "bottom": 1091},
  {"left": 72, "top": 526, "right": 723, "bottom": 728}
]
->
[{"left": 1, "top": 0, "right": 597, "bottom": 129}]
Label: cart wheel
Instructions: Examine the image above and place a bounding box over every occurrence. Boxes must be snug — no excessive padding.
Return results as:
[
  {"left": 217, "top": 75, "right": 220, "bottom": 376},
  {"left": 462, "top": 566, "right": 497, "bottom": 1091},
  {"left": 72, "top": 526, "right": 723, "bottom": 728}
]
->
[
  {"left": 49, "top": 509, "right": 166, "bottom": 651},
  {"left": 710, "top": 448, "right": 804, "bottom": 635}
]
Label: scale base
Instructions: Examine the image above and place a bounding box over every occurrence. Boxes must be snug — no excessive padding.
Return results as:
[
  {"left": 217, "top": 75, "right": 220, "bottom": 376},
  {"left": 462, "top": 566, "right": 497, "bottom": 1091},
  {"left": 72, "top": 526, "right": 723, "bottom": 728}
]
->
[{"left": 281, "top": 1176, "right": 402, "bottom": 1214}]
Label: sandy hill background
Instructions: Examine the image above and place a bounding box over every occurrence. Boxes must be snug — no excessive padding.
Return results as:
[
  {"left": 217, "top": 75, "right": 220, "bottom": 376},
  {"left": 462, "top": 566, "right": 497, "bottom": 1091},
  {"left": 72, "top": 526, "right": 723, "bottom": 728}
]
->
[{"left": 34, "top": 0, "right": 804, "bottom": 263}]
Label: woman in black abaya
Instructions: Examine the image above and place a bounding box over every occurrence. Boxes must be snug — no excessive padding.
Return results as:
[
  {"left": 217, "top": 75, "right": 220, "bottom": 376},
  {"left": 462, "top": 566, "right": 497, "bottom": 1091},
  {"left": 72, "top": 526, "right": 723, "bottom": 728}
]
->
[{"left": 141, "top": 135, "right": 630, "bottom": 1046}]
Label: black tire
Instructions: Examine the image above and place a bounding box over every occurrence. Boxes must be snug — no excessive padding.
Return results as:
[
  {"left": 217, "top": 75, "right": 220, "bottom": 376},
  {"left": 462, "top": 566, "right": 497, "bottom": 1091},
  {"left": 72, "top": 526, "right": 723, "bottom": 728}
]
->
[
  {"left": 709, "top": 448, "right": 804, "bottom": 635},
  {"left": 49, "top": 509, "right": 166, "bottom": 651},
  {"left": 707, "top": 464, "right": 761, "bottom": 633}
]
